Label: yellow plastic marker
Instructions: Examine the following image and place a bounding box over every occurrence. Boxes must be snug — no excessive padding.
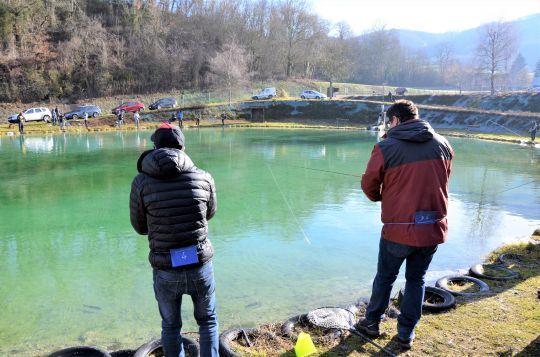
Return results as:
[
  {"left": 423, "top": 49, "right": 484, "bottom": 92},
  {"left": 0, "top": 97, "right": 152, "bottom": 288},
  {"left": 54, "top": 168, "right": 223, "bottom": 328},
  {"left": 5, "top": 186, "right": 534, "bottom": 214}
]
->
[{"left": 295, "top": 332, "right": 317, "bottom": 357}]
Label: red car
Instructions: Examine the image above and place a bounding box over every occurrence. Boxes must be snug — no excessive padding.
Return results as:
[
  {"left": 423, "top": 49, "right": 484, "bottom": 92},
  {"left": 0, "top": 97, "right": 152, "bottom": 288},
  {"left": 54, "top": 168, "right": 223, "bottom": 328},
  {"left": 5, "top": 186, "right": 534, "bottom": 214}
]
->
[{"left": 111, "top": 101, "right": 145, "bottom": 114}]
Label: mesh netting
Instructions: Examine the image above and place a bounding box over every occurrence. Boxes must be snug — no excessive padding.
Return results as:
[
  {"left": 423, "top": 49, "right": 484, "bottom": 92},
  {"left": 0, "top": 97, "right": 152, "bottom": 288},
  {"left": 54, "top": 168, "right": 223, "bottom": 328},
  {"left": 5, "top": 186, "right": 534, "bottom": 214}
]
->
[{"left": 306, "top": 307, "right": 355, "bottom": 330}]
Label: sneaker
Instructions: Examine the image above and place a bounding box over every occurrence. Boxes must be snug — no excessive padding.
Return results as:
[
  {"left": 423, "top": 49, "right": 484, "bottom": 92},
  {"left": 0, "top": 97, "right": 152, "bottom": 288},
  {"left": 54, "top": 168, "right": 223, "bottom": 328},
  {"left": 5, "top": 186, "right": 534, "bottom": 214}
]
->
[
  {"left": 397, "top": 336, "right": 414, "bottom": 349},
  {"left": 354, "top": 319, "right": 380, "bottom": 337}
]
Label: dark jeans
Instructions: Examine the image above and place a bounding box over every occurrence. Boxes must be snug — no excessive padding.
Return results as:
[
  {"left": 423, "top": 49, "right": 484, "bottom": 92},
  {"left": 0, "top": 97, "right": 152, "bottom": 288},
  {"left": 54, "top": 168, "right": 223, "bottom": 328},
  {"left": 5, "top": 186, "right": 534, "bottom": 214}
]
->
[
  {"left": 153, "top": 262, "right": 219, "bottom": 357},
  {"left": 365, "top": 239, "right": 437, "bottom": 341}
]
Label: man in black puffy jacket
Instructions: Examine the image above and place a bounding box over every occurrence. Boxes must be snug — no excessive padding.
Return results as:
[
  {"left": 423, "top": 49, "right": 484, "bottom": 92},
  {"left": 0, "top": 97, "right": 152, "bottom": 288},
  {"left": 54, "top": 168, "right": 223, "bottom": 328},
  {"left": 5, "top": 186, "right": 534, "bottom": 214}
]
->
[{"left": 130, "top": 123, "right": 218, "bottom": 357}]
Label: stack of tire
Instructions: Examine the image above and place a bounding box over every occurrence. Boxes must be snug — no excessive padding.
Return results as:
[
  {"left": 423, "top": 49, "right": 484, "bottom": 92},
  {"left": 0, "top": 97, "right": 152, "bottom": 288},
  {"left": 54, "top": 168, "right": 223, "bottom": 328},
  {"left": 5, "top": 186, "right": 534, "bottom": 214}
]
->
[
  {"left": 48, "top": 336, "right": 199, "bottom": 357},
  {"left": 435, "top": 254, "right": 521, "bottom": 298}
]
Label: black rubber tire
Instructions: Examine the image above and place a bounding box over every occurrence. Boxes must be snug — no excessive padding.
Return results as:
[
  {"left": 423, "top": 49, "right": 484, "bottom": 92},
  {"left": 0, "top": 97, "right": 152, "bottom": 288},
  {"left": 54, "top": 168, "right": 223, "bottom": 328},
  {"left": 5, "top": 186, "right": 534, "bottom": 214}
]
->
[
  {"left": 219, "top": 328, "right": 255, "bottom": 357},
  {"left": 436, "top": 274, "right": 490, "bottom": 296},
  {"left": 268, "top": 95, "right": 273, "bottom": 99},
  {"left": 498, "top": 253, "right": 524, "bottom": 264},
  {"left": 281, "top": 314, "right": 308, "bottom": 339},
  {"left": 110, "top": 350, "right": 136, "bottom": 357},
  {"left": 92, "top": 112, "right": 98, "bottom": 118},
  {"left": 48, "top": 346, "right": 111, "bottom": 357},
  {"left": 252, "top": 96, "right": 258, "bottom": 100},
  {"left": 43, "top": 115, "right": 51, "bottom": 123},
  {"left": 134, "top": 336, "right": 199, "bottom": 357},
  {"left": 398, "top": 286, "right": 456, "bottom": 312},
  {"left": 72, "top": 114, "right": 78, "bottom": 120},
  {"left": 301, "top": 95, "right": 305, "bottom": 99},
  {"left": 469, "top": 263, "right": 520, "bottom": 281},
  {"left": 316, "top": 96, "right": 321, "bottom": 99}
]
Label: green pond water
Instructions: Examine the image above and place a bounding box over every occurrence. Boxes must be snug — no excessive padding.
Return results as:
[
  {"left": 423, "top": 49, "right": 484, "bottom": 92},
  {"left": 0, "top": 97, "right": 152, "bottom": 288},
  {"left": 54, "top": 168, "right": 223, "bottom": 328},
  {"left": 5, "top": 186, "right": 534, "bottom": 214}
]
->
[{"left": 0, "top": 128, "right": 539, "bottom": 355}]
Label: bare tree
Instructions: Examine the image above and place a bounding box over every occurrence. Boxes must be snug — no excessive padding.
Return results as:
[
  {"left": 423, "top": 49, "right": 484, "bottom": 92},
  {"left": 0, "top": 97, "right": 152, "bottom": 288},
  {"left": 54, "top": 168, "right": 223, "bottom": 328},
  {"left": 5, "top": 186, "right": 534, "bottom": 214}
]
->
[
  {"left": 475, "top": 21, "right": 518, "bottom": 95},
  {"left": 435, "top": 42, "right": 455, "bottom": 85},
  {"left": 508, "top": 53, "right": 529, "bottom": 90},
  {"left": 209, "top": 40, "right": 250, "bottom": 105},
  {"left": 316, "top": 36, "right": 353, "bottom": 98}
]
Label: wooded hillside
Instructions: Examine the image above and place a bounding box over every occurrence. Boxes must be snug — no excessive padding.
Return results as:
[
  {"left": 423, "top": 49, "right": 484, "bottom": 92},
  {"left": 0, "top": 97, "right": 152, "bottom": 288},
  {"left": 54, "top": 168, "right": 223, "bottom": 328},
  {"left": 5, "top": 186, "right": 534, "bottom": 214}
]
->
[{"left": 0, "top": 0, "right": 534, "bottom": 103}]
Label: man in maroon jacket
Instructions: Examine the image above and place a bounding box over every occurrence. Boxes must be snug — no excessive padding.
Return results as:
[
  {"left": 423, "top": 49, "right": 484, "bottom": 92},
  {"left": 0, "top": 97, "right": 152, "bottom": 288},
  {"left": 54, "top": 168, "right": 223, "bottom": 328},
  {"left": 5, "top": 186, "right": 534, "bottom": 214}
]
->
[{"left": 356, "top": 100, "right": 454, "bottom": 349}]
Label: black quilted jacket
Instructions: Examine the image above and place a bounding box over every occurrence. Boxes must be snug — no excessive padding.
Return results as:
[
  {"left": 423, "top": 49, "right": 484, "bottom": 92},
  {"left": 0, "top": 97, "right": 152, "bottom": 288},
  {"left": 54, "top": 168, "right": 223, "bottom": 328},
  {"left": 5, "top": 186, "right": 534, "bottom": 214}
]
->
[{"left": 129, "top": 148, "right": 217, "bottom": 269}]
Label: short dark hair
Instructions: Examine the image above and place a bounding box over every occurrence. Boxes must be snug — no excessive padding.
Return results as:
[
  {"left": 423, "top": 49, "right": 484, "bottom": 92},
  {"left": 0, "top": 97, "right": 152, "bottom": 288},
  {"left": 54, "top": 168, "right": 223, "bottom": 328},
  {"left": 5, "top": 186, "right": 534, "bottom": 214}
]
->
[{"left": 386, "top": 100, "right": 418, "bottom": 122}]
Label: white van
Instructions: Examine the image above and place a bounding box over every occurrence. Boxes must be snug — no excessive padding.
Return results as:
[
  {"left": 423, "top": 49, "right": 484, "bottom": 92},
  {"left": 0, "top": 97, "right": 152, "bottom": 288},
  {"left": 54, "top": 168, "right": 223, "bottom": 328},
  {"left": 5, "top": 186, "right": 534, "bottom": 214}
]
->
[{"left": 252, "top": 87, "right": 276, "bottom": 100}]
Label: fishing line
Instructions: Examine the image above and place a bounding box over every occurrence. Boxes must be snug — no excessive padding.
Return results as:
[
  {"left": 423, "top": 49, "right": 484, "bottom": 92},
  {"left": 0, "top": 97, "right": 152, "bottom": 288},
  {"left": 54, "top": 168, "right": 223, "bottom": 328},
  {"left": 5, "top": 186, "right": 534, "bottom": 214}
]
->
[
  {"left": 266, "top": 163, "right": 311, "bottom": 244},
  {"left": 494, "top": 179, "right": 538, "bottom": 194},
  {"left": 269, "top": 162, "right": 361, "bottom": 178},
  {"left": 467, "top": 179, "right": 538, "bottom": 208}
]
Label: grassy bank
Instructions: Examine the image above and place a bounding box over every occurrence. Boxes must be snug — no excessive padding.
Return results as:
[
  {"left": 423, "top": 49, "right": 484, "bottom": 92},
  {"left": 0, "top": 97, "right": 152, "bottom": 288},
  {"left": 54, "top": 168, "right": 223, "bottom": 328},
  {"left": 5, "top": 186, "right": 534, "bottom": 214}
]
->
[{"left": 224, "top": 230, "right": 540, "bottom": 356}]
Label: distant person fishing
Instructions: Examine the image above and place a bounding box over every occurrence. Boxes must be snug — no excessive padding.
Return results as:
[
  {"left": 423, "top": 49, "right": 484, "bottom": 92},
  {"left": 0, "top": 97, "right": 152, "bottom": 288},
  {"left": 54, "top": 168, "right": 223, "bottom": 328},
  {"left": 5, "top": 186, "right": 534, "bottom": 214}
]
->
[{"left": 529, "top": 120, "right": 538, "bottom": 142}]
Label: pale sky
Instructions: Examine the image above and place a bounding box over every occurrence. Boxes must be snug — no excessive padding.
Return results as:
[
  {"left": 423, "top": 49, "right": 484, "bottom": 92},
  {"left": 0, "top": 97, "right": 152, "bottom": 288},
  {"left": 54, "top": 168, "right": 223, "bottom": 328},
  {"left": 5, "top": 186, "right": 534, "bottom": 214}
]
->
[{"left": 311, "top": 0, "right": 540, "bottom": 34}]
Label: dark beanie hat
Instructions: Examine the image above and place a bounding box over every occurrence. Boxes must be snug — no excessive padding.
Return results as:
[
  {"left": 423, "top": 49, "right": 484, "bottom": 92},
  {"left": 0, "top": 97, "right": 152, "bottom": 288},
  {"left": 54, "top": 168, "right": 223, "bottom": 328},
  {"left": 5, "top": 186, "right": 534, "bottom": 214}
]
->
[{"left": 151, "top": 123, "right": 185, "bottom": 149}]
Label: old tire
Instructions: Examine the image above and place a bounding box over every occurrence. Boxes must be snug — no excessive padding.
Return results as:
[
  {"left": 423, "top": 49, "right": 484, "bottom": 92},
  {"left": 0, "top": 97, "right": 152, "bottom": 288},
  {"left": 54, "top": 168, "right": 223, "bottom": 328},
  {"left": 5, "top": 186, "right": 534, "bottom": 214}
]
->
[
  {"left": 110, "top": 350, "right": 136, "bottom": 357},
  {"left": 48, "top": 346, "right": 111, "bottom": 357},
  {"left": 469, "top": 264, "right": 520, "bottom": 281},
  {"left": 134, "top": 336, "right": 199, "bottom": 357},
  {"left": 219, "top": 328, "right": 255, "bottom": 357},
  {"left": 281, "top": 314, "right": 308, "bottom": 339},
  {"left": 301, "top": 95, "right": 306, "bottom": 99},
  {"left": 43, "top": 115, "right": 51, "bottom": 123},
  {"left": 498, "top": 253, "right": 524, "bottom": 264},
  {"left": 398, "top": 286, "right": 456, "bottom": 312},
  {"left": 436, "top": 275, "right": 490, "bottom": 297},
  {"left": 72, "top": 114, "right": 78, "bottom": 120},
  {"left": 92, "top": 112, "right": 98, "bottom": 118}
]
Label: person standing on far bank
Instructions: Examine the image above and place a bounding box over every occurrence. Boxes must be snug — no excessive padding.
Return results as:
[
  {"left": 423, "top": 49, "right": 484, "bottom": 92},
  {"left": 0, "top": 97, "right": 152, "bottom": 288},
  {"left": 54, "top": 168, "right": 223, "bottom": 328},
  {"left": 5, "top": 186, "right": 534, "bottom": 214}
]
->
[
  {"left": 130, "top": 123, "right": 219, "bottom": 357},
  {"left": 83, "top": 111, "right": 89, "bottom": 130},
  {"left": 529, "top": 120, "right": 538, "bottom": 142},
  {"left": 17, "top": 112, "right": 25, "bottom": 134},
  {"left": 356, "top": 100, "right": 454, "bottom": 349},
  {"left": 133, "top": 110, "right": 140, "bottom": 130}
]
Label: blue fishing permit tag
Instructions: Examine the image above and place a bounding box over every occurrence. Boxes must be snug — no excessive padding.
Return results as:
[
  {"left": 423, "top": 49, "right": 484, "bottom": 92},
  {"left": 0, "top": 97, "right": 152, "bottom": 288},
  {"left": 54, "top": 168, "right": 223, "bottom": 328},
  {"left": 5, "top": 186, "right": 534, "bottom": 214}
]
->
[
  {"left": 170, "top": 245, "right": 199, "bottom": 267},
  {"left": 414, "top": 211, "right": 439, "bottom": 225}
]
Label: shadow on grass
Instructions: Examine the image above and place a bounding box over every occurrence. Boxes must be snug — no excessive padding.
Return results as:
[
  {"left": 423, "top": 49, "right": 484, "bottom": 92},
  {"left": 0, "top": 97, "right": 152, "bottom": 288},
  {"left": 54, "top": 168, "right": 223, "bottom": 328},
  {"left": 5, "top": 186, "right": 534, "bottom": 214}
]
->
[{"left": 515, "top": 335, "right": 540, "bottom": 356}]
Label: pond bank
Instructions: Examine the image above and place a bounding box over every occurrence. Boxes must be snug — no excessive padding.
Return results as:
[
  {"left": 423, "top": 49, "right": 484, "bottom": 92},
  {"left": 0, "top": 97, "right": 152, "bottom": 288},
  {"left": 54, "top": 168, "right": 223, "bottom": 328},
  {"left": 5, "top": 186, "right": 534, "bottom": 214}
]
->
[
  {"left": 225, "top": 230, "right": 540, "bottom": 356},
  {"left": 0, "top": 117, "right": 536, "bottom": 147}
]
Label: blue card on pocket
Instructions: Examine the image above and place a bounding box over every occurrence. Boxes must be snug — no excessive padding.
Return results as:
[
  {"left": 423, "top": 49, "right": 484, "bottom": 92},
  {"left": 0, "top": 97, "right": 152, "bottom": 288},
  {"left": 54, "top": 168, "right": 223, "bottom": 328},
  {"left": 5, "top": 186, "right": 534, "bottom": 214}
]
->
[
  {"left": 414, "top": 211, "right": 439, "bottom": 225},
  {"left": 170, "top": 245, "right": 199, "bottom": 267}
]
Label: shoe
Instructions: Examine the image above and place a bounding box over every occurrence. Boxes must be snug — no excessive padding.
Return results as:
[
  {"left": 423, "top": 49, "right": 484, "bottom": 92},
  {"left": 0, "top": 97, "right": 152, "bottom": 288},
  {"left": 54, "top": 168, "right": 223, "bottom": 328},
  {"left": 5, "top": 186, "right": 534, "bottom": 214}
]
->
[
  {"left": 354, "top": 319, "right": 380, "bottom": 337},
  {"left": 397, "top": 336, "right": 414, "bottom": 349}
]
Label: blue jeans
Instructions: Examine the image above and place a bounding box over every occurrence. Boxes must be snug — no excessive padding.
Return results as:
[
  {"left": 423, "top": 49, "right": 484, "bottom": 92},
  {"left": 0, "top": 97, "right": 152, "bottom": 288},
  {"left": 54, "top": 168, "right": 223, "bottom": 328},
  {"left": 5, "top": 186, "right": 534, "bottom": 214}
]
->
[
  {"left": 153, "top": 262, "right": 219, "bottom": 357},
  {"left": 365, "top": 239, "right": 437, "bottom": 341}
]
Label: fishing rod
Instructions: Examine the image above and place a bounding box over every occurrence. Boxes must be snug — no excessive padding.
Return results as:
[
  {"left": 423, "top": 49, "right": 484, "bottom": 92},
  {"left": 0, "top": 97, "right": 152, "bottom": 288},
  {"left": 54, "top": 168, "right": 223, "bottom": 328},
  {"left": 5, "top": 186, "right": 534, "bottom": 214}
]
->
[{"left": 485, "top": 118, "right": 525, "bottom": 138}]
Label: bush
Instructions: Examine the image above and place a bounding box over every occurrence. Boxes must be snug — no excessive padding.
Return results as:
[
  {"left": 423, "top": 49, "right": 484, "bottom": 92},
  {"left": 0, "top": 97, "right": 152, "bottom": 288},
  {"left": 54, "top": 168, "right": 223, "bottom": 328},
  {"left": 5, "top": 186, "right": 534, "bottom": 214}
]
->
[{"left": 277, "top": 88, "right": 289, "bottom": 98}]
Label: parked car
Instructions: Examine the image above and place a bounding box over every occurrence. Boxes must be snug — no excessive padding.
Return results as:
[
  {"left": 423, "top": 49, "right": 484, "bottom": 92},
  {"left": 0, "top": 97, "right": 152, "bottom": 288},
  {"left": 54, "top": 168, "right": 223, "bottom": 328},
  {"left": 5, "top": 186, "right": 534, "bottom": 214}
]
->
[
  {"left": 65, "top": 104, "right": 102, "bottom": 120},
  {"left": 8, "top": 107, "right": 52, "bottom": 123},
  {"left": 149, "top": 97, "right": 177, "bottom": 110},
  {"left": 300, "top": 90, "right": 327, "bottom": 100},
  {"left": 111, "top": 101, "right": 145, "bottom": 114},
  {"left": 395, "top": 87, "right": 408, "bottom": 95},
  {"left": 252, "top": 87, "right": 276, "bottom": 100}
]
